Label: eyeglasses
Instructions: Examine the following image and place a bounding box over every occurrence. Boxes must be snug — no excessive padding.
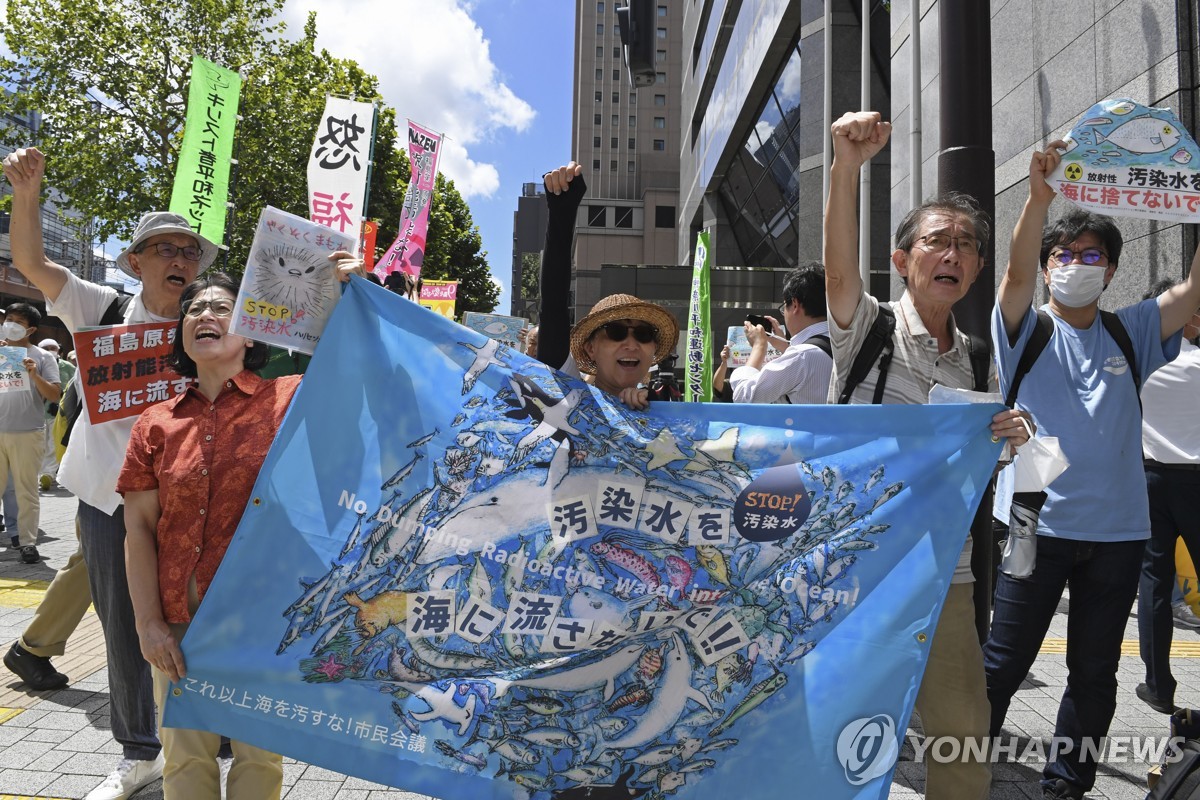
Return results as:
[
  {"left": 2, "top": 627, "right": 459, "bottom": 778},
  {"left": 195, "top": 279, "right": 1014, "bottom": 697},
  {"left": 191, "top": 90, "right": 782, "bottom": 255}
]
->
[
  {"left": 915, "top": 234, "right": 980, "bottom": 255},
  {"left": 136, "top": 241, "right": 203, "bottom": 262},
  {"left": 598, "top": 322, "right": 658, "bottom": 344},
  {"left": 182, "top": 299, "right": 235, "bottom": 318},
  {"left": 1050, "top": 248, "right": 1107, "bottom": 266}
]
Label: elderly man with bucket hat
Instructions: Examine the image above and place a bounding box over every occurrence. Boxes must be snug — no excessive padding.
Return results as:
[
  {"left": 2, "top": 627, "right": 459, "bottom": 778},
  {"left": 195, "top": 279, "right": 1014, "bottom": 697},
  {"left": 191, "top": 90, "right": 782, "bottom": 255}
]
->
[{"left": 3, "top": 146, "right": 217, "bottom": 800}]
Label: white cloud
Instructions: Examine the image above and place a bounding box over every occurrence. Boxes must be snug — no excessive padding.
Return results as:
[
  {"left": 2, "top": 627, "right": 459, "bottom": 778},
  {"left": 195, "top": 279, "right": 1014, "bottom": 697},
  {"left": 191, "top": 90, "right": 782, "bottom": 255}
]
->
[{"left": 282, "top": 0, "right": 534, "bottom": 199}]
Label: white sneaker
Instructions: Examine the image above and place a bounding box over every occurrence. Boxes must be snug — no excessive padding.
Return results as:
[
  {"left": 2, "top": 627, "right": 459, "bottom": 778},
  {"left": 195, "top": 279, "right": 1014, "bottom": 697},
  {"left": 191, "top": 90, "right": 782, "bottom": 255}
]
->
[{"left": 85, "top": 753, "right": 164, "bottom": 800}]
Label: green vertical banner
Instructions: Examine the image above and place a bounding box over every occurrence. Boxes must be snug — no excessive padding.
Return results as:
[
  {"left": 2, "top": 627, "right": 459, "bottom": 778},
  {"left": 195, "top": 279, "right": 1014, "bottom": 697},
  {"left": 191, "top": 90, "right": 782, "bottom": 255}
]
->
[
  {"left": 684, "top": 229, "right": 713, "bottom": 402},
  {"left": 169, "top": 55, "right": 242, "bottom": 246}
]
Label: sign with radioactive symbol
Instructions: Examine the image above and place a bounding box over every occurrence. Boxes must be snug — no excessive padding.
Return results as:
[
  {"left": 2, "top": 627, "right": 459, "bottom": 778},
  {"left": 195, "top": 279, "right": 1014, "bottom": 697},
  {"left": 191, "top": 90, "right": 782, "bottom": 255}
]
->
[{"left": 1063, "top": 162, "right": 1083, "bottom": 181}]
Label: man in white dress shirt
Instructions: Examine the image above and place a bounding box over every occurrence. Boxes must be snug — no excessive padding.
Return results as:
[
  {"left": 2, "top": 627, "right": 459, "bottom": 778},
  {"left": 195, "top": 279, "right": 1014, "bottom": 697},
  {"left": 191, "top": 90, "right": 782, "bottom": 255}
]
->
[{"left": 729, "top": 262, "right": 832, "bottom": 405}]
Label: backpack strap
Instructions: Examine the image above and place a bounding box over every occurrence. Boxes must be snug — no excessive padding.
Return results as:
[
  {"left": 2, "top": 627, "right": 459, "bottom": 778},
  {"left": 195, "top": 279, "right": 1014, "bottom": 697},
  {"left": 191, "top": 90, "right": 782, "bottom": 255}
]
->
[
  {"left": 1004, "top": 310, "right": 1054, "bottom": 408},
  {"left": 966, "top": 333, "right": 991, "bottom": 393},
  {"left": 99, "top": 294, "right": 133, "bottom": 326},
  {"left": 837, "top": 305, "right": 896, "bottom": 405},
  {"left": 806, "top": 333, "right": 832, "bottom": 358},
  {"left": 1098, "top": 309, "right": 1141, "bottom": 393}
]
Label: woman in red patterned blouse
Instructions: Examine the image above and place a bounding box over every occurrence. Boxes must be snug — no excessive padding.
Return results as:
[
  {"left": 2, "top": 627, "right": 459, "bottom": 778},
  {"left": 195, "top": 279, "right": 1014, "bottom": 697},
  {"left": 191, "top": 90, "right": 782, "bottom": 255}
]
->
[{"left": 119, "top": 262, "right": 359, "bottom": 799}]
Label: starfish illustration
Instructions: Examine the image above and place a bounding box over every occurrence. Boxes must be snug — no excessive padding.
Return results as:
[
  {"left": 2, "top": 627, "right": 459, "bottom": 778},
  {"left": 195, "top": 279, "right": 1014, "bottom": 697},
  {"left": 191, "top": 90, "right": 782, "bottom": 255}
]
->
[{"left": 313, "top": 653, "right": 347, "bottom": 681}]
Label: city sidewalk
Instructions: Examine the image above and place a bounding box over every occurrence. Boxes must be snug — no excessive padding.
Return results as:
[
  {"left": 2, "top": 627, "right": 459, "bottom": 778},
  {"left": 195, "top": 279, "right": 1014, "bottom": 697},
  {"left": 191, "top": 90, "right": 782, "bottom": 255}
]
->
[{"left": 1, "top": 488, "right": 1196, "bottom": 799}]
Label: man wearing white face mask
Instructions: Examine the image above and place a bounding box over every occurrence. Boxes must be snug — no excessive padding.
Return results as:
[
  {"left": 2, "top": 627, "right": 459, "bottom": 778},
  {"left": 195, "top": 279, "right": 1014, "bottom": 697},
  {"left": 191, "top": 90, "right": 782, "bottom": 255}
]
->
[
  {"left": 984, "top": 141, "right": 1200, "bottom": 800},
  {"left": 0, "top": 303, "right": 61, "bottom": 564}
]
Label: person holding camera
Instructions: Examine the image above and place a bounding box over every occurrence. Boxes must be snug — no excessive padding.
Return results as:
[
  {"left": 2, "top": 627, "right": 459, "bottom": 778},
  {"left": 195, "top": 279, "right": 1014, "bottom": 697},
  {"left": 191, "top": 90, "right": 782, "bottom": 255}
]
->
[{"left": 728, "top": 263, "right": 831, "bottom": 405}]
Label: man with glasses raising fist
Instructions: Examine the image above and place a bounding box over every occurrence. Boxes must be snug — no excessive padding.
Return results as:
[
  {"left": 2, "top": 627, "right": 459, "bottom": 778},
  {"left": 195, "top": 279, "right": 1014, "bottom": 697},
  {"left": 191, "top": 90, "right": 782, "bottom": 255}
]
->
[
  {"left": 824, "top": 110, "right": 1030, "bottom": 800},
  {"left": 2, "top": 146, "right": 218, "bottom": 799}
]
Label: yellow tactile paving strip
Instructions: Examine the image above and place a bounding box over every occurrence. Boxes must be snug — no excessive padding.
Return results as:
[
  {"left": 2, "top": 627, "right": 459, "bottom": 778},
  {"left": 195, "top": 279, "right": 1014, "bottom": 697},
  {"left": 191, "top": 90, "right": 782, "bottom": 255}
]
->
[
  {"left": 0, "top": 580, "right": 106, "bottom": 710},
  {"left": 1040, "top": 637, "right": 1200, "bottom": 657},
  {"left": 0, "top": 796, "right": 71, "bottom": 800}
]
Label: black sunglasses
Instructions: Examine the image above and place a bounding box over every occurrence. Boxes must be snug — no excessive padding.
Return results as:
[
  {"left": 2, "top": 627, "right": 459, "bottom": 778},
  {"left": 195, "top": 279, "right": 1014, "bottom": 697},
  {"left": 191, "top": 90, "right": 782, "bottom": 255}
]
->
[{"left": 597, "top": 322, "right": 658, "bottom": 344}]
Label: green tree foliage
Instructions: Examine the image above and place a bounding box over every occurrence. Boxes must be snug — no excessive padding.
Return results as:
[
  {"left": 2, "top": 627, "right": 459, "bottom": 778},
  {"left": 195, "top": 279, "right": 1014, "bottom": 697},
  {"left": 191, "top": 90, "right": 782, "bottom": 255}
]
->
[{"left": 0, "top": 1, "right": 497, "bottom": 312}]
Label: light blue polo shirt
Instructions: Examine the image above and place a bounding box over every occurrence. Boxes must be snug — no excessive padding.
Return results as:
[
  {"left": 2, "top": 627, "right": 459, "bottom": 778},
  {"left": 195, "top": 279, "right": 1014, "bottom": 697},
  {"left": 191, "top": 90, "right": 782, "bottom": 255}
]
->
[{"left": 992, "top": 299, "right": 1180, "bottom": 542}]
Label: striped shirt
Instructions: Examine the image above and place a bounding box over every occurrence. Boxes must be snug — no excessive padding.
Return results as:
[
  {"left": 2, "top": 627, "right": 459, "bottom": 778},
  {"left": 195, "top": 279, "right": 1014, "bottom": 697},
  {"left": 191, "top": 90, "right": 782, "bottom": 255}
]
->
[
  {"left": 729, "top": 321, "right": 832, "bottom": 405},
  {"left": 828, "top": 290, "right": 997, "bottom": 583}
]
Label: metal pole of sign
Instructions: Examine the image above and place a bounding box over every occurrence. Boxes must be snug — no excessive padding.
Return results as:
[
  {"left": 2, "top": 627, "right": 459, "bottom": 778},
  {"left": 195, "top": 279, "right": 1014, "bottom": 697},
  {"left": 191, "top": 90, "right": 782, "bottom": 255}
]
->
[
  {"left": 910, "top": 0, "right": 922, "bottom": 208},
  {"left": 822, "top": 2, "right": 833, "bottom": 205},
  {"left": 938, "top": 0, "right": 995, "bottom": 644},
  {"left": 858, "top": 0, "right": 871, "bottom": 289},
  {"left": 361, "top": 103, "right": 380, "bottom": 223}
]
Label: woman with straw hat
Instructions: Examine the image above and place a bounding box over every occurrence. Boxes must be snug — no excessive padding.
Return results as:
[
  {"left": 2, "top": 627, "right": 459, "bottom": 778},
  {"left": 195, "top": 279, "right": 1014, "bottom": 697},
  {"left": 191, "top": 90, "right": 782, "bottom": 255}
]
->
[
  {"left": 539, "top": 162, "right": 680, "bottom": 408},
  {"left": 568, "top": 293, "right": 679, "bottom": 409}
]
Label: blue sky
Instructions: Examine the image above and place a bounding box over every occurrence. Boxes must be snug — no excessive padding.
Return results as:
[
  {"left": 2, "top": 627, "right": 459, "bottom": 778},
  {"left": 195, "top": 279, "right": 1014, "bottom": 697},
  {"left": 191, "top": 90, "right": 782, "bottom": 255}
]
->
[{"left": 283, "top": 0, "right": 577, "bottom": 315}]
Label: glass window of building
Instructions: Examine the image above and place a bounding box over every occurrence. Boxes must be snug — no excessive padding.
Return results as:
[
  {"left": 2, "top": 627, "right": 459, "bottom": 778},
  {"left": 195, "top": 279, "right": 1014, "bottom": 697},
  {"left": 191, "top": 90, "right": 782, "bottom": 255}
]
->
[
  {"left": 713, "top": 41, "right": 805, "bottom": 271},
  {"left": 656, "top": 50, "right": 667, "bottom": 63},
  {"left": 654, "top": 94, "right": 666, "bottom": 106},
  {"left": 595, "top": 91, "right": 602, "bottom": 103},
  {"left": 612, "top": 114, "right": 619, "bottom": 126},
  {"left": 597, "top": 2, "right": 604, "bottom": 11},
  {"left": 613, "top": 69, "right": 620, "bottom": 80},
  {"left": 627, "top": 161, "right": 636, "bottom": 173},
  {"left": 629, "top": 115, "right": 636, "bottom": 126},
  {"left": 657, "top": 5, "right": 667, "bottom": 16},
  {"left": 596, "top": 46, "right": 603, "bottom": 58},
  {"left": 597, "top": 23, "right": 604, "bottom": 35},
  {"left": 656, "top": 27, "right": 666, "bottom": 38},
  {"left": 610, "top": 160, "right": 617, "bottom": 171},
  {"left": 628, "top": 138, "right": 635, "bottom": 148},
  {"left": 615, "top": 207, "right": 633, "bottom": 228},
  {"left": 611, "top": 137, "right": 618, "bottom": 148},
  {"left": 653, "top": 139, "right": 666, "bottom": 150},
  {"left": 593, "top": 136, "right": 601, "bottom": 147},
  {"left": 588, "top": 206, "right": 607, "bottom": 227},
  {"left": 614, "top": 47, "right": 620, "bottom": 58},
  {"left": 595, "top": 68, "right": 603, "bottom": 80},
  {"left": 655, "top": 72, "right": 666, "bottom": 84},
  {"left": 629, "top": 92, "right": 636, "bottom": 104},
  {"left": 655, "top": 206, "right": 675, "bottom": 228},
  {"left": 654, "top": 117, "right": 666, "bottom": 129},
  {"left": 592, "top": 159, "right": 601, "bottom": 170},
  {"left": 612, "top": 91, "right": 619, "bottom": 103},
  {"left": 594, "top": 113, "right": 601, "bottom": 125}
]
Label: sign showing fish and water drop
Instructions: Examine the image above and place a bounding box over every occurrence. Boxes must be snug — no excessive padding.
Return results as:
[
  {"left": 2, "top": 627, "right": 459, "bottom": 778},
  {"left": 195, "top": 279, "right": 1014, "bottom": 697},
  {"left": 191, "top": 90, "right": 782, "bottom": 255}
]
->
[
  {"left": 1049, "top": 98, "right": 1200, "bottom": 222},
  {"left": 167, "top": 279, "right": 1003, "bottom": 799}
]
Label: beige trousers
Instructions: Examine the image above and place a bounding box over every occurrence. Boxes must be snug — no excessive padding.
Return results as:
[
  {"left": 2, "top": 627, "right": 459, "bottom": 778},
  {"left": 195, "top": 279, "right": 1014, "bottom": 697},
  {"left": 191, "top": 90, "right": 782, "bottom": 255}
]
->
[
  {"left": 20, "top": 518, "right": 91, "bottom": 657},
  {"left": 0, "top": 428, "right": 45, "bottom": 546},
  {"left": 153, "top": 622, "right": 282, "bottom": 800},
  {"left": 913, "top": 582, "right": 993, "bottom": 800}
]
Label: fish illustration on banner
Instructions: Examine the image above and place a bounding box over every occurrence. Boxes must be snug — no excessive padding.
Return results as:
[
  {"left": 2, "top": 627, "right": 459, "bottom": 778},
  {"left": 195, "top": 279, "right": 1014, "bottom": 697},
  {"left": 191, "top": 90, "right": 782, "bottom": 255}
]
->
[
  {"left": 231, "top": 206, "right": 355, "bottom": 354},
  {"left": 167, "top": 278, "right": 1002, "bottom": 799},
  {"left": 463, "top": 312, "right": 527, "bottom": 350},
  {"left": 1049, "top": 98, "right": 1200, "bottom": 222}
]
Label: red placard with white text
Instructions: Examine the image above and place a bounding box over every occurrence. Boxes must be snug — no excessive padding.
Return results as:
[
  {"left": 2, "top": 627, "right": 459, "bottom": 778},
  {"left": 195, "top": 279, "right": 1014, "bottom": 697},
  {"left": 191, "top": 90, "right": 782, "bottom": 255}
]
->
[{"left": 73, "top": 322, "right": 192, "bottom": 425}]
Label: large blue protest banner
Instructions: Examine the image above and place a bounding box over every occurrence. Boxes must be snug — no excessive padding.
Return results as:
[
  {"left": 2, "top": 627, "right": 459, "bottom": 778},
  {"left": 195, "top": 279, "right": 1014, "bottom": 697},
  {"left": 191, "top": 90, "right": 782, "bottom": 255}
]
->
[{"left": 168, "top": 278, "right": 1002, "bottom": 799}]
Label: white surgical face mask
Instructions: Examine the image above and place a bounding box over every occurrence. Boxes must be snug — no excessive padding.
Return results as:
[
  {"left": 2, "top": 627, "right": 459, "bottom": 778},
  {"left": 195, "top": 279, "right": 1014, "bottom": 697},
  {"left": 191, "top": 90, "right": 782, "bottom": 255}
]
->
[
  {"left": 1048, "top": 264, "right": 1106, "bottom": 307},
  {"left": 0, "top": 321, "right": 28, "bottom": 341}
]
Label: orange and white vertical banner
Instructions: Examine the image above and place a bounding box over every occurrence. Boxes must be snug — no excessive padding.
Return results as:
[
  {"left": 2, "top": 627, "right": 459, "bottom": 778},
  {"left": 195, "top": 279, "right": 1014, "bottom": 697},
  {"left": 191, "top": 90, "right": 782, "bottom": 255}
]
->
[{"left": 307, "top": 97, "right": 376, "bottom": 248}]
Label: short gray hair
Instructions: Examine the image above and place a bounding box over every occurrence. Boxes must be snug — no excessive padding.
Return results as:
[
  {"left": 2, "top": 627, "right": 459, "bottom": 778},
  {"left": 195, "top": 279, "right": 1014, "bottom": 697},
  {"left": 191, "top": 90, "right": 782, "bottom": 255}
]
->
[{"left": 894, "top": 191, "right": 991, "bottom": 256}]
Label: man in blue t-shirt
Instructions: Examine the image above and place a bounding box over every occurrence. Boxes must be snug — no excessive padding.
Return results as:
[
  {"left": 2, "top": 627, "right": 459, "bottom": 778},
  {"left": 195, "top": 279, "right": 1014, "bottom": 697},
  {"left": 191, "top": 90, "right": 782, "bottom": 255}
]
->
[{"left": 985, "top": 141, "right": 1200, "bottom": 800}]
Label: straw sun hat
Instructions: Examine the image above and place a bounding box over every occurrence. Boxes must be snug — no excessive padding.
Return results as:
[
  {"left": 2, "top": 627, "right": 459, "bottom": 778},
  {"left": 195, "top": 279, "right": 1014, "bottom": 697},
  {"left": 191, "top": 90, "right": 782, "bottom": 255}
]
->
[{"left": 569, "top": 294, "right": 680, "bottom": 375}]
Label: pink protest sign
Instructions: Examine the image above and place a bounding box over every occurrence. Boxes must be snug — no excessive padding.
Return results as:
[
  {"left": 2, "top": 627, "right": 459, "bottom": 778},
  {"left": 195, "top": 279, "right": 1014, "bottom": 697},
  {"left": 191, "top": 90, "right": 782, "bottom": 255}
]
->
[
  {"left": 375, "top": 120, "right": 442, "bottom": 280},
  {"left": 418, "top": 279, "right": 457, "bottom": 319}
]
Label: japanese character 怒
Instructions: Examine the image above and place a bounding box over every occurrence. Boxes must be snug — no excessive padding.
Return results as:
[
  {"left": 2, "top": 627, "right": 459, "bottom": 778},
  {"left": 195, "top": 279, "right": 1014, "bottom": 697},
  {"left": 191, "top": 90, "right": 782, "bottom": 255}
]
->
[{"left": 314, "top": 114, "right": 366, "bottom": 170}]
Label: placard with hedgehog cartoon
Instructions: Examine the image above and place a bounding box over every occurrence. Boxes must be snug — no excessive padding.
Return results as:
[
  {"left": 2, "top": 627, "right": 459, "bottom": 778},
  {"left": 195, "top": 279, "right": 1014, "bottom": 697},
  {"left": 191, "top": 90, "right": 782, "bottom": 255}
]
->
[
  {"left": 1048, "top": 98, "right": 1200, "bottom": 223},
  {"left": 233, "top": 206, "right": 356, "bottom": 354}
]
